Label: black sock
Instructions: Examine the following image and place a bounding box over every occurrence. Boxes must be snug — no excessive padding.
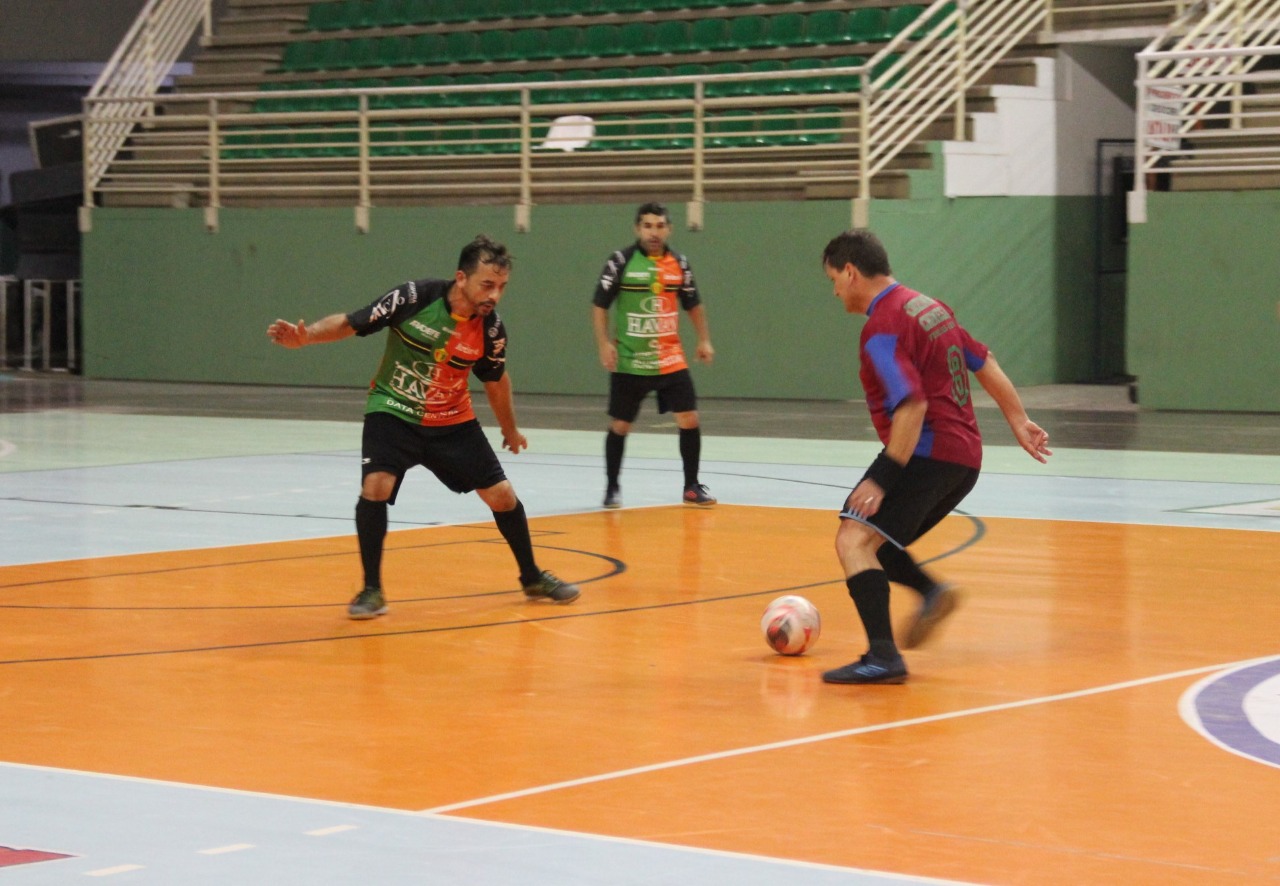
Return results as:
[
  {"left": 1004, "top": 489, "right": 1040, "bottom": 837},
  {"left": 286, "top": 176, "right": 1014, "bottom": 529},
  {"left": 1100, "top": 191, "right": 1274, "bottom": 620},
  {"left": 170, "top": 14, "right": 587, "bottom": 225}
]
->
[
  {"left": 678, "top": 426, "right": 700, "bottom": 488},
  {"left": 846, "top": 569, "right": 899, "bottom": 660},
  {"left": 493, "top": 500, "right": 540, "bottom": 585},
  {"left": 605, "top": 430, "right": 625, "bottom": 490},
  {"left": 355, "top": 497, "right": 387, "bottom": 588},
  {"left": 876, "top": 544, "right": 940, "bottom": 598}
]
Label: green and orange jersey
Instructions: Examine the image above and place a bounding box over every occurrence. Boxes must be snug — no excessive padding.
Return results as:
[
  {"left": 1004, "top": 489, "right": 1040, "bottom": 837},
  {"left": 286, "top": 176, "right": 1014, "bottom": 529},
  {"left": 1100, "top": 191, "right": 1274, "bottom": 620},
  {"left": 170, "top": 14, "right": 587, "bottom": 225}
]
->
[
  {"left": 346, "top": 278, "right": 507, "bottom": 427},
  {"left": 592, "top": 242, "right": 701, "bottom": 376}
]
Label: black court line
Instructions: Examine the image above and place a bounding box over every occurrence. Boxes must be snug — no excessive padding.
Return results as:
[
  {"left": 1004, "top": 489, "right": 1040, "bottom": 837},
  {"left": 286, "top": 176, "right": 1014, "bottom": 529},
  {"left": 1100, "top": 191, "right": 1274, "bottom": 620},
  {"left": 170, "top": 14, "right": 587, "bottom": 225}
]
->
[
  {"left": 0, "top": 515, "right": 985, "bottom": 667},
  {"left": 0, "top": 529, "right": 569, "bottom": 594}
]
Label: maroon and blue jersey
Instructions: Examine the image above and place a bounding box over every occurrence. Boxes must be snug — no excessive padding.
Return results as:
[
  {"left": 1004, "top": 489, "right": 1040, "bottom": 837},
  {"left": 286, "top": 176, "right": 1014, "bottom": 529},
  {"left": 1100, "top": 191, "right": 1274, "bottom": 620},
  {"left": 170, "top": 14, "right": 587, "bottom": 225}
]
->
[{"left": 859, "top": 283, "right": 989, "bottom": 470}]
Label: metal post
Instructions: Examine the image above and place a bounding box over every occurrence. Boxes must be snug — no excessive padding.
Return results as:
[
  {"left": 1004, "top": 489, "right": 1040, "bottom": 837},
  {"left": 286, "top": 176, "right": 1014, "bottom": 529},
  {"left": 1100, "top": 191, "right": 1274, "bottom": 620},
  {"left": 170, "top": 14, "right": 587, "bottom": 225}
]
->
[
  {"left": 516, "top": 89, "right": 532, "bottom": 233},
  {"left": 954, "top": 0, "right": 968, "bottom": 141},
  {"left": 0, "top": 277, "right": 10, "bottom": 368},
  {"left": 1129, "top": 55, "right": 1150, "bottom": 224},
  {"left": 66, "top": 280, "right": 80, "bottom": 372},
  {"left": 207, "top": 97, "right": 220, "bottom": 233}
]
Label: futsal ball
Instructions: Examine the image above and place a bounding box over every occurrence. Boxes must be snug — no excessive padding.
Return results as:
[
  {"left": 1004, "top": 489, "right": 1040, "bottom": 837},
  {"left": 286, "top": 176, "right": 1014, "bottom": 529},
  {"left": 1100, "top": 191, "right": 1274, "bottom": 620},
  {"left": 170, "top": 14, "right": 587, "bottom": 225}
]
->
[{"left": 761, "top": 595, "right": 821, "bottom": 656}]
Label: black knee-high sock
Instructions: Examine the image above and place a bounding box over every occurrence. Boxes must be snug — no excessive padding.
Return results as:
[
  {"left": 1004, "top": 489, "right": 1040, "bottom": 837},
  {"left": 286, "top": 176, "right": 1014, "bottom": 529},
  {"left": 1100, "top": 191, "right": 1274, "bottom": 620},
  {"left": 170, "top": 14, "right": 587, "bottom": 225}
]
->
[
  {"left": 605, "top": 430, "right": 625, "bottom": 490},
  {"left": 678, "top": 426, "right": 700, "bottom": 487},
  {"left": 846, "top": 569, "right": 899, "bottom": 660},
  {"left": 493, "top": 500, "right": 540, "bottom": 585},
  {"left": 876, "top": 544, "right": 940, "bottom": 598},
  {"left": 355, "top": 497, "right": 388, "bottom": 589}
]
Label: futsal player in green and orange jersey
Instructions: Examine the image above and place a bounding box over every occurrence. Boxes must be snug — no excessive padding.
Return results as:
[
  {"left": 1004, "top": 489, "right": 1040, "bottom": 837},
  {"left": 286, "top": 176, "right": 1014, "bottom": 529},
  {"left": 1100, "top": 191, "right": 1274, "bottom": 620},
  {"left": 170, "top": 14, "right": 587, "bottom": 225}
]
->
[
  {"left": 267, "top": 235, "right": 580, "bottom": 619},
  {"left": 591, "top": 202, "right": 716, "bottom": 509}
]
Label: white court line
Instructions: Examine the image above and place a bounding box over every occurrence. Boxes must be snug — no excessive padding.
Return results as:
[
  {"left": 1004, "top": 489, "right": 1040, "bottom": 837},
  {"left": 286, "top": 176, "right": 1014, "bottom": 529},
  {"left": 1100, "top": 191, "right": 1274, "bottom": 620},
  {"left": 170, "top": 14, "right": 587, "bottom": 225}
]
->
[
  {"left": 421, "top": 656, "right": 1277, "bottom": 815},
  {"left": 85, "top": 865, "right": 145, "bottom": 876},
  {"left": 305, "top": 824, "right": 359, "bottom": 836},
  {"left": 197, "top": 843, "right": 254, "bottom": 855}
]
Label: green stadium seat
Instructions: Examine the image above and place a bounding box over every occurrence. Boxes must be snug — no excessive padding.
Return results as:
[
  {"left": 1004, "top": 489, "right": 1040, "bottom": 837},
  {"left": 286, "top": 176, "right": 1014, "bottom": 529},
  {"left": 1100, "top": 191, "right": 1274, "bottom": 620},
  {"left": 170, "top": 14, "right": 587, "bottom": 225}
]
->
[
  {"left": 474, "top": 118, "right": 521, "bottom": 153},
  {"left": 704, "top": 61, "right": 747, "bottom": 98},
  {"left": 654, "top": 20, "right": 691, "bottom": 53},
  {"left": 802, "top": 106, "right": 844, "bottom": 144},
  {"left": 782, "top": 56, "right": 828, "bottom": 94},
  {"left": 444, "top": 72, "right": 490, "bottom": 106},
  {"left": 478, "top": 29, "right": 514, "bottom": 61},
  {"left": 826, "top": 55, "right": 865, "bottom": 92},
  {"left": 763, "top": 12, "right": 806, "bottom": 47},
  {"left": 618, "top": 22, "right": 655, "bottom": 56},
  {"left": 705, "top": 110, "right": 757, "bottom": 148},
  {"left": 399, "top": 0, "right": 433, "bottom": 25},
  {"left": 371, "top": 35, "right": 412, "bottom": 67},
  {"left": 369, "top": 123, "right": 409, "bottom": 157},
  {"left": 307, "top": 39, "right": 348, "bottom": 71},
  {"left": 581, "top": 24, "right": 620, "bottom": 58},
  {"left": 335, "top": 37, "right": 378, "bottom": 69},
  {"left": 279, "top": 41, "right": 320, "bottom": 72},
  {"left": 622, "top": 65, "right": 672, "bottom": 100},
  {"left": 629, "top": 113, "right": 675, "bottom": 150},
  {"left": 741, "top": 58, "right": 788, "bottom": 96},
  {"left": 803, "top": 10, "right": 849, "bottom": 46},
  {"left": 847, "top": 7, "right": 890, "bottom": 42},
  {"left": 306, "top": 2, "right": 346, "bottom": 31},
  {"left": 544, "top": 0, "right": 592, "bottom": 14},
  {"left": 587, "top": 114, "right": 632, "bottom": 151},
  {"left": 443, "top": 31, "right": 483, "bottom": 63},
  {"left": 368, "top": 0, "right": 409, "bottom": 26},
  {"left": 406, "top": 32, "right": 446, "bottom": 65},
  {"left": 318, "top": 79, "right": 361, "bottom": 110},
  {"left": 510, "top": 28, "right": 549, "bottom": 61},
  {"left": 727, "top": 15, "right": 768, "bottom": 49},
  {"left": 886, "top": 4, "right": 925, "bottom": 37},
  {"left": 689, "top": 17, "right": 732, "bottom": 52},
  {"left": 545, "top": 25, "right": 585, "bottom": 60}
]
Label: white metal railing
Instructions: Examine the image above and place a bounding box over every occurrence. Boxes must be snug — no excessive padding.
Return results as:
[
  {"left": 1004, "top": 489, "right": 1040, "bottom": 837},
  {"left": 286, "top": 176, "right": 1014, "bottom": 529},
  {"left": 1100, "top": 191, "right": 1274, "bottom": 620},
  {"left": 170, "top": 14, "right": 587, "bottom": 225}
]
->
[
  {"left": 83, "top": 0, "right": 212, "bottom": 194},
  {"left": 82, "top": 0, "right": 1052, "bottom": 230},
  {"left": 1044, "top": 0, "right": 1187, "bottom": 35},
  {"left": 1130, "top": 0, "right": 1280, "bottom": 221},
  {"left": 859, "top": 0, "right": 1047, "bottom": 196}
]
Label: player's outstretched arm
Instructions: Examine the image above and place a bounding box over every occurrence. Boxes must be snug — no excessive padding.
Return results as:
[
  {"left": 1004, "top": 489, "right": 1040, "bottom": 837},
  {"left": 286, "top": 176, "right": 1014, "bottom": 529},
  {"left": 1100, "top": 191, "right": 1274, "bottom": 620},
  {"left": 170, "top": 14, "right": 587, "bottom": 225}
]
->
[
  {"left": 974, "top": 355, "right": 1052, "bottom": 463},
  {"left": 267, "top": 313, "right": 355, "bottom": 348}
]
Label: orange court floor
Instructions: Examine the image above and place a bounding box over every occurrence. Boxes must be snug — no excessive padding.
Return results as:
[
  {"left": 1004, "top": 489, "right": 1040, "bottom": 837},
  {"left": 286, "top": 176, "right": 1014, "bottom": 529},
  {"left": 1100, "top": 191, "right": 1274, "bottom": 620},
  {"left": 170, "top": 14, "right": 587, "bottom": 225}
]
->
[
  {"left": 1, "top": 378, "right": 1279, "bottom": 884},
  {"left": 3, "top": 505, "right": 1280, "bottom": 884}
]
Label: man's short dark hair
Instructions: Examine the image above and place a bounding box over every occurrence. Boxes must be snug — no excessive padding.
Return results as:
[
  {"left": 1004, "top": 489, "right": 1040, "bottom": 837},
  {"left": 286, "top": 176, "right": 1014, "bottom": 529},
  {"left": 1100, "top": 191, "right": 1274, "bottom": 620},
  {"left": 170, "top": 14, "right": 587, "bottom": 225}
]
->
[
  {"left": 822, "top": 229, "right": 892, "bottom": 277},
  {"left": 634, "top": 202, "right": 669, "bottom": 224},
  {"left": 458, "top": 234, "right": 512, "bottom": 274}
]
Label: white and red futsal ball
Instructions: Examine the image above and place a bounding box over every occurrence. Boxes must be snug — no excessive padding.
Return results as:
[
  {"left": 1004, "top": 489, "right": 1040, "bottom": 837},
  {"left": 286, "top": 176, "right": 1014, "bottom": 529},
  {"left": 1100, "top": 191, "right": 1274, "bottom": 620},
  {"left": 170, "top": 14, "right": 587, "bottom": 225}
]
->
[{"left": 761, "top": 595, "right": 821, "bottom": 656}]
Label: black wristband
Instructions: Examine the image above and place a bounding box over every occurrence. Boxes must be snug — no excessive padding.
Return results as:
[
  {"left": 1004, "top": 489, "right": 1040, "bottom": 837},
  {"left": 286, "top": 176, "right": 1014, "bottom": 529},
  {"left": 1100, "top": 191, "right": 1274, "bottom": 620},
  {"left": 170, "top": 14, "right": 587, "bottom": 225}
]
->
[{"left": 865, "top": 451, "right": 905, "bottom": 493}]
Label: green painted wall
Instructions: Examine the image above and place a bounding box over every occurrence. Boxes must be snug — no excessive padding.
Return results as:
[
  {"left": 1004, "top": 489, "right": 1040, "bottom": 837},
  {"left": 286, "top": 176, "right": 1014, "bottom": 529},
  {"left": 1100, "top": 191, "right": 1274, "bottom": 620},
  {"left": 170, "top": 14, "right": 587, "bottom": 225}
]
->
[
  {"left": 81, "top": 195, "right": 1095, "bottom": 399},
  {"left": 1128, "top": 190, "right": 1280, "bottom": 412}
]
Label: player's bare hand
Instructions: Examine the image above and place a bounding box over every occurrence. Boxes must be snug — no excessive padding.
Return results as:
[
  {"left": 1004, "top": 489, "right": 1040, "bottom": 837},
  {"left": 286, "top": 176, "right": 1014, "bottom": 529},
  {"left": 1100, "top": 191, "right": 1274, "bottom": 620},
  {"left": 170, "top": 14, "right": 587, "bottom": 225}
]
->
[
  {"left": 696, "top": 341, "right": 715, "bottom": 363},
  {"left": 598, "top": 342, "right": 617, "bottom": 372},
  {"left": 845, "top": 478, "right": 885, "bottom": 518},
  {"left": 1017, "top": 420, "right": 1052, "bottom": 463},
  {"left": 267, "top": 318, "right": 307, "bottom": 348},
  {"left": 502, "top": 431, "right": 528, "bottom": 454}
]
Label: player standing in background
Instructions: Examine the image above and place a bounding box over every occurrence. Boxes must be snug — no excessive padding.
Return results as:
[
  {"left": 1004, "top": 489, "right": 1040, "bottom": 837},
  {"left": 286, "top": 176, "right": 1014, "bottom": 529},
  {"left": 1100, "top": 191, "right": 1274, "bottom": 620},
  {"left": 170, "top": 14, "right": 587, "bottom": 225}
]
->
[
  {"left": 819, "top": 229, "right": 1051, "bottom": 684},
  {"left": 267, "top": 235, "right": 580, "bottom": 619},
  {"left": 591, "top": 202, "right": 716, "bottom": 509}
]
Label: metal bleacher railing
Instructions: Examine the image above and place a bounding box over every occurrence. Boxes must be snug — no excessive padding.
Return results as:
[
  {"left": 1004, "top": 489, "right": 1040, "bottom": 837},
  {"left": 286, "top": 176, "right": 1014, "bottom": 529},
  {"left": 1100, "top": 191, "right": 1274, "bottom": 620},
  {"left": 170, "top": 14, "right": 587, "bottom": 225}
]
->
[
  {"left": 80, "top": 0, "right": 1050, "bottom": 232},
  {"left": 80, "top": 0, "right": 215, "bottom": 230},
  {"left": 1130, "top": 0, "right": 1280, "bottom": 221}
]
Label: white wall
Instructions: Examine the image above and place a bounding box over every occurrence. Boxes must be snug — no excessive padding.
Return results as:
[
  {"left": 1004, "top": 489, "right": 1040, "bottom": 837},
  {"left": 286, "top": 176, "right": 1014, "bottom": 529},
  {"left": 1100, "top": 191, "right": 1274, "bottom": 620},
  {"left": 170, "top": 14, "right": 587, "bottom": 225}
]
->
[{"left": 943, "top": 46, "right": 1139, "bottom": 197}]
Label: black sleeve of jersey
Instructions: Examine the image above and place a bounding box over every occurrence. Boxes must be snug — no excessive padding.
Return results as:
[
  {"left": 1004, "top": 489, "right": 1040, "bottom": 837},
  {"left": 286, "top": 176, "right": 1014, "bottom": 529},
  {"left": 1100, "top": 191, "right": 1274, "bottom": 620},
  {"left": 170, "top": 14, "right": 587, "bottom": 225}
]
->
[
  {"left": 346, "top": 279, "right": 424, "bottom": 336},
  {"left": 591, "top": 248, "right": 630, "bottom": 309},
  {"left": 675, "top": 253, "right": 701, "bottom": 311},
  {"left": 472, "top": 313, "right": 508, "bottom": 383}
]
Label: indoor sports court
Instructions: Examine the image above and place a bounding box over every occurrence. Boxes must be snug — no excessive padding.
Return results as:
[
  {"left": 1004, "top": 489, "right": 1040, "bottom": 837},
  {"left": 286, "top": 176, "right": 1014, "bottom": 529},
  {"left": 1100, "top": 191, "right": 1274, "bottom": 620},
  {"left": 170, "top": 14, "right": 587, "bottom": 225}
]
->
[{"left": 2, "top": 375, "right": 1279, "bottom": 885}]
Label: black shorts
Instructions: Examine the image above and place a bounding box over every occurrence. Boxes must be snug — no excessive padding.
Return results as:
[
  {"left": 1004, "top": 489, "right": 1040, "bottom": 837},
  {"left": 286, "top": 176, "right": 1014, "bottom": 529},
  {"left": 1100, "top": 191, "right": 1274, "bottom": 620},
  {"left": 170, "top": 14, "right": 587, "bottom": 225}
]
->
[
  {"left": 361, "top": 412, "right": 506, "bottom": 504},
  {"left": 608, "top": 369, "right": 697, "bottom": 423},
  {"left": 840, "top": 456, "right": 979, "bottom": 550}
]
